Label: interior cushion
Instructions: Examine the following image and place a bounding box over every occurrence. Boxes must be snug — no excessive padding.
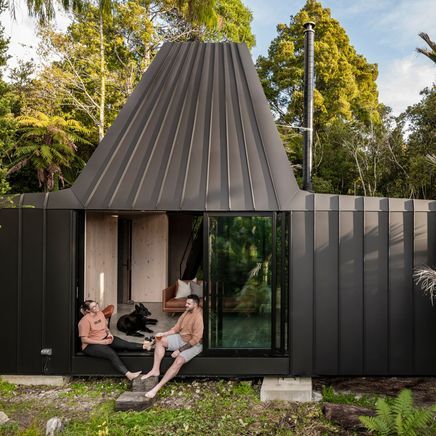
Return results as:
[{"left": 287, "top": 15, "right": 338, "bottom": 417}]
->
[
  {"left": 190, "top": 280, "right": 203, "bottom": 297},
  {"left": 175, "top": 279, "right": 191, "bottom": 299}
]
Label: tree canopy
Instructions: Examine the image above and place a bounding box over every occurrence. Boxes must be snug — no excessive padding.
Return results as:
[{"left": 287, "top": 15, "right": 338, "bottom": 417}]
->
[{"left": 256, "top": 0, "right": 380, "bottom": 129}]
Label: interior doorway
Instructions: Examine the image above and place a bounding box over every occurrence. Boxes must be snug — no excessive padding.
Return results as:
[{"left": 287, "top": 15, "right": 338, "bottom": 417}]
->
[{"left": 117, "top": 218, "right": 132, "bottom": 304}]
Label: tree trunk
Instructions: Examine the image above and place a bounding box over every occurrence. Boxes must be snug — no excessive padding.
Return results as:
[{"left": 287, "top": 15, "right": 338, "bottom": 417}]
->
[
  {"left": 99, "top": 12, "right": 106, "bottom": 142},
  {"left": 322, "top": 402, "right": 375, "bottom": 431}
]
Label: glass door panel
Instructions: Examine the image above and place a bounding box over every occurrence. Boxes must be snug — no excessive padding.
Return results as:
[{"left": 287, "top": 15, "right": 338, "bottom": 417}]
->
[{"left": 208, "top": 216, "right": 273, "bottom": 349}]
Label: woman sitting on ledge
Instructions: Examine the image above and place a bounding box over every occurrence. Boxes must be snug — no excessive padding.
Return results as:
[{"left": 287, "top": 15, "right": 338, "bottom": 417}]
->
[{"left": 79, "top": 300, "right": 143, "bottom": 381}]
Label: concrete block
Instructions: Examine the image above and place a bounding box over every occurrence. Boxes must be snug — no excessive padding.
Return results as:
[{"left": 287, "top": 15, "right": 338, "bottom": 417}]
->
[
  {"left": 0, "top": 375, "right": 70, "bottom": 387},
  {"left": 132, "top": 375, "right": 158, "bottom": 392},
  {"left": 115, "top": 391, "right": 154, "bottom": 411},
  {"left": 260, "top": 377, "right": 312, "bottom": 402}
]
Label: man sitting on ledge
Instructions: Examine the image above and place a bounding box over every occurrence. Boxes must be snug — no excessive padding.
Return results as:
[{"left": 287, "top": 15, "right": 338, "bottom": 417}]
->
[{"left": 142, "top": 294, "right": 203, "bottom": 399}]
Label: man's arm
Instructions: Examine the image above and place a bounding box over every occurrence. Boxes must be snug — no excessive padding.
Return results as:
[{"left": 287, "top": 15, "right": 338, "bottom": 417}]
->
[{"left": 187, "top": 316, "right": 203, "bottom": 346}]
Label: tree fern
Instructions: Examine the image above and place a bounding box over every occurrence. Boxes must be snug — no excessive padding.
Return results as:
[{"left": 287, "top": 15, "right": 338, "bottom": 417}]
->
[{"left": 359, "top": 389, "right": 434, "bottom": 435}]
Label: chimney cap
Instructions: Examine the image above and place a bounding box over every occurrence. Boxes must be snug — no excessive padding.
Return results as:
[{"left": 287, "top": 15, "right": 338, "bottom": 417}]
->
[{"left": 303, "top": 21, "right": 316, "bottom": 31}]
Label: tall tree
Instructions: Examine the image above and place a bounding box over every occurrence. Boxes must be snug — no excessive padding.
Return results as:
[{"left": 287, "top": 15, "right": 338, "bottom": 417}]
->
[
  {"left": 257, "top": 0, "right": 380, "bottom": 128},
  {"left": 256, "top": 0, "right": 381, "bottom": 193},
  {"left": 0, "top": 0, "right": 15, "bottom": 195},
  {"left": 398, "top": 87, "right": 436, "bottom": 199},
  {"left": 36, "top": 0, "right": 254, "bottom": 143}
]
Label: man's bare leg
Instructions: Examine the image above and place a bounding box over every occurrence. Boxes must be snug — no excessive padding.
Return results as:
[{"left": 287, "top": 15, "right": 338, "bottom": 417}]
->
[
  {"left": 145, "top": 356, "right": 185, "bottom": 399},
  {"left": 141, "top": 338, "right": 168, "bottom": 379}
]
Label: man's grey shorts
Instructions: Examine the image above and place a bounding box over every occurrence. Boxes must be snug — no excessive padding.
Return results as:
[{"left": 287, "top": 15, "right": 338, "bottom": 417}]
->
[{"left": 166, "top": 334, "right": 202, "bottom": 362}]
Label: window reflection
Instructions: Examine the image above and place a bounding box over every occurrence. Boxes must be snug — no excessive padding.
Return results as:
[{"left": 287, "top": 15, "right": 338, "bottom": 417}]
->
[{"left": 208, "top": 216, "right": 272, "bottom": 349}]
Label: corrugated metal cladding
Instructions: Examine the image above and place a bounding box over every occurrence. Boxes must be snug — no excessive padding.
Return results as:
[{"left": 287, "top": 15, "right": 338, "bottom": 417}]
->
[{"left": 71, "top": 42, "right": 299, "bottom": 211}]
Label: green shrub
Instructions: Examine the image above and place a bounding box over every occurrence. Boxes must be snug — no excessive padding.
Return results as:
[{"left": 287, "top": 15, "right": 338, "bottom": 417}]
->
[{"left": 359, "top": 389, "right": 434, "bottom": 435}]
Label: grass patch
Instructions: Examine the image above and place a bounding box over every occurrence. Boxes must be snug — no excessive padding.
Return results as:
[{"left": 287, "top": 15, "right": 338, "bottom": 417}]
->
[
  {"left": 0, "top": 377, "right": 342, "bottom": 435},
  {"left": 322, "top": 385, "right": 377, "bottom": 408},
  {"left": 62, "top": 380, "right": 339, "bottom": 435},
  {"left": 0, "top": 380, "right": 16, "bottom": 398},
  {"left": 59, "top": 378, "right": 128, "bottom": 399}
]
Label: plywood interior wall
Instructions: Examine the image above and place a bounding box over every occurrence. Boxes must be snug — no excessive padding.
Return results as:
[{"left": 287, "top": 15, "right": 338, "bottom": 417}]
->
[
  {"left": 85, "top": 213, "right": 118, "bottom": 313},
  {"left": 131, "top": 214, "right": 168, "bottom": 302}
]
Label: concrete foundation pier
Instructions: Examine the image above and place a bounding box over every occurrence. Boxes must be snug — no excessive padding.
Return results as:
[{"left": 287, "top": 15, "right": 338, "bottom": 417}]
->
[{"left": 260, "top": 377, "right": 312, "bottom": 402}]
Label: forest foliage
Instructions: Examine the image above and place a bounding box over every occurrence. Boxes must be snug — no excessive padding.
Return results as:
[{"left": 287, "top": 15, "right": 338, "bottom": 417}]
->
[{"left": 0, "top": 0, "right": 434, "bottom": 198}]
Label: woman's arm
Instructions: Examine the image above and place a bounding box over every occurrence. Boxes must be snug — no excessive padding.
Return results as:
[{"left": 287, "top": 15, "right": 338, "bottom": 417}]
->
[{"left": 81, "top": 336, "right": 112, "bottom": 345}]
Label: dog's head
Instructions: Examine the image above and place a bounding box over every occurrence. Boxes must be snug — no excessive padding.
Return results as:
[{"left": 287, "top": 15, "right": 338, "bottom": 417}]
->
[{"left": 134, "top": 302, "right": 152, "bottom": 317}]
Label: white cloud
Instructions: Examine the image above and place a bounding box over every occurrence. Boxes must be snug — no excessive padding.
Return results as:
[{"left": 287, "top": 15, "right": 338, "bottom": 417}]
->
[
  {"left": 377, "top": 54, "right": 435, "bottom": 115},
  {"left": 369, "top": 0, "right": 436, "bottom": 49}
]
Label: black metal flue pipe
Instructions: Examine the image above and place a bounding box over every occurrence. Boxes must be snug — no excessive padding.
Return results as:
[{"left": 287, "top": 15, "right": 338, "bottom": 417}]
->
[{"left": 303, "top": 21, "right": 315, "bottom": 192}]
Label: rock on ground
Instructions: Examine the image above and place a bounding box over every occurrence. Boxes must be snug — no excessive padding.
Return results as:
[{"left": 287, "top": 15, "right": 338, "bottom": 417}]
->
[
  {"left": 45, "top": 417, "right": 63, "bottom": 436},
  {"left": 0, "top": 411, "right": 9, "bottom": 425}
]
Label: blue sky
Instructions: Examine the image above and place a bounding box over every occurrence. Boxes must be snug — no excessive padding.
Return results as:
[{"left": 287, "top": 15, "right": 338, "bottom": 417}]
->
[
  {"left": 2, "top": 0, "right": 435, "bottom": 115},
  {"left": 245, "top": 0, "right": 436, "bottom": 115}
]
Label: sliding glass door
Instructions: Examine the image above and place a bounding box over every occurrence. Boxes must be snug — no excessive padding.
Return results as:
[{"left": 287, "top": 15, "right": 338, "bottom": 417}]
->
[{"left": 206, "top": 214, "right": 277, "bottom": 352}]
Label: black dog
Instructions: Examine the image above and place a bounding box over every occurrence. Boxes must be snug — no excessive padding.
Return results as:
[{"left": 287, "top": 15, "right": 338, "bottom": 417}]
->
[{"left": 116, "top": 303, "right": 158, "bottom": 337}]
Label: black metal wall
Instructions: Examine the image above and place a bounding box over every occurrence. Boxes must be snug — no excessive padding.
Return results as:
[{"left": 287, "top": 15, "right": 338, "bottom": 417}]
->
[
  {"left": 0, "top": 206, "right": 77, "bottom": 375},
  {"left": 289, "top": 194, "right": 436, "bottom": 376}
]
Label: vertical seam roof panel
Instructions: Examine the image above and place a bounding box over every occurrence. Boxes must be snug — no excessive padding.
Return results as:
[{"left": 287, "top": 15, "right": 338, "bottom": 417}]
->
[
  {"left": 71, "top": 42, "right": 299, "bottom": 211},
  {"left": 236, "top": 44, "right": 281, "bottom": 210},
  {"left": 181, "top": 44, "right": 214, "bottom": 210},
  {"left": 73, "top": 44, "right": 174, "bottom": 207},
  {"left": 131, "top": 44, "right": 194, "bottom": 209},
  {"left": 156, "top": 44, "right": 204, "bottom": 209},
  {"left": 106, "top": 44, "right": 182, "bottom": 208},
  {"left": 229, "top": 44, "right": 256, "bottom": 210}
]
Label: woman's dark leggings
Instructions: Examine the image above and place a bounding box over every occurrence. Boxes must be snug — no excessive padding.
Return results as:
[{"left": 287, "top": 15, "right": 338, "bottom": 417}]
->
[{"left": 83, "top": 336, "right": 143, "bottom": 375}]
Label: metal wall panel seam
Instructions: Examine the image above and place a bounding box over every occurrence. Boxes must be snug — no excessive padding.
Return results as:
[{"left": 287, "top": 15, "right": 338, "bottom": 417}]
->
[
  {"left": 411, "top": 205, "right": 416, "bottom": 373},
  {"left": 132, "top": 45, "right": 193, "bottom": 208},
  {"left": 43, "top": 192, "right": 49, "bottom": 209},
  {"left": 337, "top": 207, "right": 341, "bottom": 373},
  {"left": 236, "top": 44, "right": 281, "bottom": 210},
  {"left": 288, "top": 212, "right": 293, "bottom": 374},
  {"left": 204, "top": 46, "right": 216, "bottom": 211},
  {"left": 84, "top": 44, "right": 174, "bottom": 207},
  {"left": 362, "top": 203, "right": 366, "bottom": 374},
  {"left": 180, "top": 46, "right": 208, "bottom": 209},
  {"left": 312, "top": 203, "right": 317, "bottom": 372},
  {"left": 156, "top": 44, "right": 203, "bottom": 207},
  {"left": 229, "top": 44, "right": 255, "bottom": 210},
  {"left": 17, "top": 198, "right": 22, "bottom": 372},
  {"left": 68, "top": 211, "right": 75, "bottom": 373},
  {"left": 387, "top": 205, "right": 391, "bottom": 373},
  {"left": 223, "top": 45, "right": 231, "bottom": 211},
  {"left": 41, "top": 207, "right": 47, "bottom": 374},
  {"left": 106, "top": 45, "right": 179, "bottom": 208}
]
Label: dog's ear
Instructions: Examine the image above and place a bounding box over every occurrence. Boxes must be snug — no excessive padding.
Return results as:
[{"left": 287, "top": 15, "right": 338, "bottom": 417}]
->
[
  {"left": 135, "top": 304, "right": 140, "bottom": 311},
  {"left": 139, "top": 302, "right": 146, "bottom": 310}
]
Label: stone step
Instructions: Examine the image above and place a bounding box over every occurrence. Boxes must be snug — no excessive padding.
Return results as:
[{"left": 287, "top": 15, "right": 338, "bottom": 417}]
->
[
  {"left": 260, "top": 377, "right": 313, "bottom": 402},
  {"left": 132, "top": 375, "right": 159, "bottom": 392},
  {"left": 115, "top": 391, "right": 154, "bottom": 411}
]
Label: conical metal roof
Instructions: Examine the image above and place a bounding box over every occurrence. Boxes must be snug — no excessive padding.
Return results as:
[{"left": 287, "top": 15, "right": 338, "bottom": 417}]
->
[{"left": 71, "top": 42, "right": 299, "bottom": 211}]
